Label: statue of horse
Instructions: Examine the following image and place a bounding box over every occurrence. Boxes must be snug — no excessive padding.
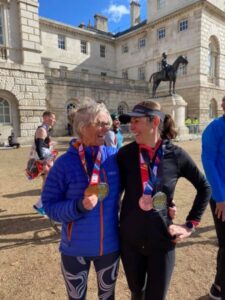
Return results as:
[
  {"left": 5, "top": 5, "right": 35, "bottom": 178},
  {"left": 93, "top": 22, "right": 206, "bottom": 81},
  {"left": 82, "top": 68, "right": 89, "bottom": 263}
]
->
[{"left": 149, "top": 55, "right": 188, "bottom": 98}]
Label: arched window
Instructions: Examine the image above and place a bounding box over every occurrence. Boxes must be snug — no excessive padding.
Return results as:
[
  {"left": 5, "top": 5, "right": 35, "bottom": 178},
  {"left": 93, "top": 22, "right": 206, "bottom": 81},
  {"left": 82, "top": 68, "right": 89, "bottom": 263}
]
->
[
  {"left": 0, "top": 98, "right": 10, "bottom": 123},
  {"left": 208, "top": 36, "right": 219, "bottom": 80},
  {"left": 118, "top": 102, "right": 129, "bottom": 115},
  {"left": 209, "top": 99, "right": 217, "bottom": 118}
]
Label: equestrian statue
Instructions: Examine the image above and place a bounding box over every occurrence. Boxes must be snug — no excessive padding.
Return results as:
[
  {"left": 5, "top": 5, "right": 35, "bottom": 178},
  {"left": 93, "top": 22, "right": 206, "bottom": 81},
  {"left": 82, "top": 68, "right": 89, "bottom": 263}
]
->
[{"left": 149, "top": 53, "right": 188, "bottom": 98}]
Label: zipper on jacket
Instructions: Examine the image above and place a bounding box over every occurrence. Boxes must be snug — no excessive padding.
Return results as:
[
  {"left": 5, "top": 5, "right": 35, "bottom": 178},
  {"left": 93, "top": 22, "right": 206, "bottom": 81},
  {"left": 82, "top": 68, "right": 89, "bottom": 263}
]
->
[
  {"left": 99, "top": 168, "right": 107, "bottom": 256},
  {"left": 67, "top": 222, "right": 73, "bottom": 242},
  {"left": 99, "top": 202, "right": 104, "bottom": 256}
]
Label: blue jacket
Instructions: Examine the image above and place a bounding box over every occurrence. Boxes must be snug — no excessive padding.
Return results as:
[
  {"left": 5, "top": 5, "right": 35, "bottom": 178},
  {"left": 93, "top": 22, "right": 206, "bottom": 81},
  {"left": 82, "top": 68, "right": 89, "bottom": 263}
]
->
[
  {"left": 42, "top": 140, "right": 121, "bottom": 257},
  {"left": 202, "top": 116, "right": 225, "bottom": 202}
]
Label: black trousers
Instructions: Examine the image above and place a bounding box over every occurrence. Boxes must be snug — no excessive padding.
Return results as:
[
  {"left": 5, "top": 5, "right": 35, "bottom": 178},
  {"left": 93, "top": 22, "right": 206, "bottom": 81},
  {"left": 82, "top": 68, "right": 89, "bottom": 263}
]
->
[
  {"left": 210, "top": 199, "right": 225, "bottom": 300},
  {"left": 121, "top": 242, "right": 175, "bottom": 300}
]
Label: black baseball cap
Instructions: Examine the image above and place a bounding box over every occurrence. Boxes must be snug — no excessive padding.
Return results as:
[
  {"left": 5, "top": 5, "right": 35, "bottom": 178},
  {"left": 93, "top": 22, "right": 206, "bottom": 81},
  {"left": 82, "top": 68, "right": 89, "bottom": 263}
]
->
[{"left": 119, "top": 104, "right": 165, "bottom": 124}]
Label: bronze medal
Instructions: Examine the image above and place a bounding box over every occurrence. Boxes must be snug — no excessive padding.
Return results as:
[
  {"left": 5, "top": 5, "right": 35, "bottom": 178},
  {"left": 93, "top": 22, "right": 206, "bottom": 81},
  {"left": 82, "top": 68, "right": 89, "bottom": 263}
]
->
[
  {"left": 138, "top": 195, "right": 153, "bottom": 211},
  {"left": 153, "top": 192, "right": 167, "bottom": 211}
]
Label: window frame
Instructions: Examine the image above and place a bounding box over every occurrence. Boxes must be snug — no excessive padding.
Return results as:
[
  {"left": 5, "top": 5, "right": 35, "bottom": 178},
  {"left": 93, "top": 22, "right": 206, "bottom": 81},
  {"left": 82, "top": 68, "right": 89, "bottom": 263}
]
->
[
  {"left": 58, "top": 34, "right": 66, "bottom": 50},
  {"left": 138, "top": 38, "right": 146, "bottom": 48},
  {"left": 138, "top": 66, "right": 145, "bottom": 80},
  {"left": 157, "top": 27, "right": 166, "bottom": 40},
  {"left": 0, "top": 98, "right": 10, "bottom": 124},
  {"left": 122, "top": 44, "right": 129, "bottom": 54},
  {"left": 179, "top": 19, "right": 188, "bottom": 32},
  {"left": 157, "top": 0, "right": 166, "bottom": 9},
  {"left": 81, "top": 40, "right": 88, "bottom": 54},
  {"left": 100, "top": 44, "right": 106, "bottom": 58},
  {"left": 122, "top": 69, "right": 128, "bottom": 79}
]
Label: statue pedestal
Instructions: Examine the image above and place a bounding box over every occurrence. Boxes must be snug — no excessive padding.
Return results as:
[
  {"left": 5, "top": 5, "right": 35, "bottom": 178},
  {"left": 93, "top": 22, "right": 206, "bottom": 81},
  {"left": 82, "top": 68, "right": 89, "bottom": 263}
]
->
[{"left": 148, "top": 94, "right": 189, "bottom": 137}]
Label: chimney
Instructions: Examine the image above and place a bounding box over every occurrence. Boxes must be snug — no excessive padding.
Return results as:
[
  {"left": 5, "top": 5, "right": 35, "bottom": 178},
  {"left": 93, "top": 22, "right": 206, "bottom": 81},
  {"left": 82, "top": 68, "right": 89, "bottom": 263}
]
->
[
  {"left": 130, "top": 1, "right": 140, "bottom": 27},
  {"left": 94, "top": 14, "right": 108, "bottom": 32}
]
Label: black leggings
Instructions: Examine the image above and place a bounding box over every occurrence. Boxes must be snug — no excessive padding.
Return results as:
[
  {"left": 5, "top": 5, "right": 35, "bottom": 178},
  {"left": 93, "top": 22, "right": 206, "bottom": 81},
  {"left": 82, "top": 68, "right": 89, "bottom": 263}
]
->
[
  {"left": 210, "top": 199, "right": 225, "bottom": 300},
  {"left": 121, "top": 242, "right": 175, "bottom": 300},
  {"left": 61, "top": 251, "right": 120, "bottom": 300}
]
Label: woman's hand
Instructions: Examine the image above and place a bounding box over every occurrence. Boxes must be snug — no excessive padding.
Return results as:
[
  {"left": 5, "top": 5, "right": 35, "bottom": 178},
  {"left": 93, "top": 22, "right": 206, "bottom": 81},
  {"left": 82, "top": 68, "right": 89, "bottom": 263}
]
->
[
  {"left": 168, "top": 206, "right": 177, "bottom": 219},
  {"left": 82, "top": 194, "right": 98, "bottom": 210},
  {"left": 168, "top": 224, "right": 193, "bottom": 243}
]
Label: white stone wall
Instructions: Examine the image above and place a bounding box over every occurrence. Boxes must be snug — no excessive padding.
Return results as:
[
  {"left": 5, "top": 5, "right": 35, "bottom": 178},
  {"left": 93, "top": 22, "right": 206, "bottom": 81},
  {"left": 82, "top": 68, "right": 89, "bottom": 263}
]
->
[{"left": 40, "top": 21, "right": 116, "bottom": 76}]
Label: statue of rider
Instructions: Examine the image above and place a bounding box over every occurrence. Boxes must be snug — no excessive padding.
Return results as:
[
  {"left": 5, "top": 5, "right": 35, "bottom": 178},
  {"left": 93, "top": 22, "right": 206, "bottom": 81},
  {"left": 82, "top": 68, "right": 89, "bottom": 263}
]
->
[{"left": 161, "top": 52, "right": 168, "bottom": 78}]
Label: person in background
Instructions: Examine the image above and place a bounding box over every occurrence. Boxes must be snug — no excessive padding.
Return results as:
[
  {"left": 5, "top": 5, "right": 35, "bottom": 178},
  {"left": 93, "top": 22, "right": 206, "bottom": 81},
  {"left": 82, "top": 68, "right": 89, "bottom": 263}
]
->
[
  {"left": 105, "top": 113, "right": 123, "bottom": 149},
  {"left": 118, "top": 100, "right": 211, "bottom": 300},
  {"left": 193, "top": 117, "right": 200, "bottom": 134},
  {"left": 185, "top": 116, "right": 192, "bottom": 134},
  {"left": 202, "top": 96, "right": 225, "bottom": 300},
  {"left": 8, "top": 130, "right": 20, "bottom": 148},
  {"left": 42, "top": 100, "right": 121, "bottom": 300},
  {"left": 32, "top": 111, "right": 57, "bottom": 215}
]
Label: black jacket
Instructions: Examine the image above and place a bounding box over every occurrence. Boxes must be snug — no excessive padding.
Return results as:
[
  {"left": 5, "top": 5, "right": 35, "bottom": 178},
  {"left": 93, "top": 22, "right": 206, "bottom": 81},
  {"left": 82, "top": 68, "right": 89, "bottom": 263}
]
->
[{"left": 117, "top": 140, "right": 211, "bottom": 250}]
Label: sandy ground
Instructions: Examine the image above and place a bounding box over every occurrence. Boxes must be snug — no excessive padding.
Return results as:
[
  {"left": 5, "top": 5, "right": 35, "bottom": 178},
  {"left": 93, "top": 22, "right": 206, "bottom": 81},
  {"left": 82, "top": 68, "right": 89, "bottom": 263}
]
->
[{"left": 0, "top": 138, "right": 217, "bottom": 300}]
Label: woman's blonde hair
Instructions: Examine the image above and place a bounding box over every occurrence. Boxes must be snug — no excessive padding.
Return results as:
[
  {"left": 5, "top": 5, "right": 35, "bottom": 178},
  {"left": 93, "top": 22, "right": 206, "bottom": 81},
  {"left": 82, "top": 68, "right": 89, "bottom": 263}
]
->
[{"left": 69, "top": 99, "right": 112, "bottom": 138}]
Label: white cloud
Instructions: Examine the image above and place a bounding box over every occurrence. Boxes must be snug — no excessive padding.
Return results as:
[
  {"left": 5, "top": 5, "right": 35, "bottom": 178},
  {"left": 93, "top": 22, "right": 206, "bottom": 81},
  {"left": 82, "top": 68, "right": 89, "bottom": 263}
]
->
[{"left": 103, "top": 4, "right": 130, "bottom": 23}]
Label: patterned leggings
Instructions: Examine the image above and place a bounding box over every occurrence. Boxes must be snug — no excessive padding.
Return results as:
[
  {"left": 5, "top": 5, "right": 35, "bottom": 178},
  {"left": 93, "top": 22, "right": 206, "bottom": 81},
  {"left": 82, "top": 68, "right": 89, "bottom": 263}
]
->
[{"left": 61, "top": 251, "right": 120, "bottom": 300}]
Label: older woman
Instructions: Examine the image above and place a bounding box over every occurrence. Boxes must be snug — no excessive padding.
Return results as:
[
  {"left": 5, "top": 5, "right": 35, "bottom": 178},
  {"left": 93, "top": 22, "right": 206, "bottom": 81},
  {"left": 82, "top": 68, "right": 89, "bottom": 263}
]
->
[
  {"left": 42, "top": 100, "right": 121, "bottom": 300},
  {"left": 118, "top": 100, "right": 211, "bottom": 300}
]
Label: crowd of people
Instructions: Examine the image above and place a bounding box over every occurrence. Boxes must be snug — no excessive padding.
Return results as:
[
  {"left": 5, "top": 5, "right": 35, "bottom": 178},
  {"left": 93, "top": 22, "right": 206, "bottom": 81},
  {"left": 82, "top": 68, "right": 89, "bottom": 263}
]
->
[{"left": 23, "top": 96, "right": 225, "bottom": 300}]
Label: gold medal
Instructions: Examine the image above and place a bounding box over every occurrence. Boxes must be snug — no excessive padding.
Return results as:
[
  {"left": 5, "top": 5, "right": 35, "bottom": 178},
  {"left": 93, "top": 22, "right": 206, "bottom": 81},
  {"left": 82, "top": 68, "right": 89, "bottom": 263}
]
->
[
  {"left": 84, "top": 183, "right": 109, "bottom": 201},
  {"left": 153, "top": 192, "right": 167, "bottom": 211}
]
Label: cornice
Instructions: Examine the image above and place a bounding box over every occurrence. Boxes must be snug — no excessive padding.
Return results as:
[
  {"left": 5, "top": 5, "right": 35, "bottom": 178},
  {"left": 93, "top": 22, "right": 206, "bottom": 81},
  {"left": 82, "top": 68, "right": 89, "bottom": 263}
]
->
[{"left": 40, "top": 17, "right": 115, "bottom": 43}]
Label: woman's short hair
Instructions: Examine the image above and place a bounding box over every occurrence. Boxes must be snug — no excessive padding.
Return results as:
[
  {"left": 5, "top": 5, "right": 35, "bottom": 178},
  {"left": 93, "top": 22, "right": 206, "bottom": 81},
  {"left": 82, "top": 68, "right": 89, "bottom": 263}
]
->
[{"left": 69, "top": 99, "right": 112, "bottom": 138}]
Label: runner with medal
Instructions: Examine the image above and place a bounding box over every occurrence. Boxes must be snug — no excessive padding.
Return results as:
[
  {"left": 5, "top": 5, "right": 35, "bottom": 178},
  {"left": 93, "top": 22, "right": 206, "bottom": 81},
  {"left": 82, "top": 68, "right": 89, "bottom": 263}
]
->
[
  {"left": 118, "top": 100, "right": 211, "bottom": 300},
  {"left": 42, "top": 100, "right": 121, "bottom": 300}
]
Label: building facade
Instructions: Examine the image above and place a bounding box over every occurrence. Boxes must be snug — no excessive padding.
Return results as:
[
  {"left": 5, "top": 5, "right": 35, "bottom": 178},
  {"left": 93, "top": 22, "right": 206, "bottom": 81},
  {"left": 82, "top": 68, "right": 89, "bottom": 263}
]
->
[{"left": 0, "top": 0, "right": 224, "bottom": 142}]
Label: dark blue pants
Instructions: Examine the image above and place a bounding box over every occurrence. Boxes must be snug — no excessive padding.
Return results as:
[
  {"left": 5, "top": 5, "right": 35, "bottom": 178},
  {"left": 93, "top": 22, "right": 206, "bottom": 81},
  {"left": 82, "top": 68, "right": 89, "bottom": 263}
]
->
[
  {"left": 61, "top": 251, "right": 119, "bottom": 300},
  {"left": 210, "top": 199, "right": 225, "bottom": 300},
  {"left": 121, "top": 242, "right": 175, "bottom": 300}
]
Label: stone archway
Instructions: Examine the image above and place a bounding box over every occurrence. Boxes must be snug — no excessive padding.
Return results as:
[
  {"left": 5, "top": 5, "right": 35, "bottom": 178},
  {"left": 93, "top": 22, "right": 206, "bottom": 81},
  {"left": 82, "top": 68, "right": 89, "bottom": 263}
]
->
[{"left": 0, "top": 90, "right": 20, "bottom": 143}]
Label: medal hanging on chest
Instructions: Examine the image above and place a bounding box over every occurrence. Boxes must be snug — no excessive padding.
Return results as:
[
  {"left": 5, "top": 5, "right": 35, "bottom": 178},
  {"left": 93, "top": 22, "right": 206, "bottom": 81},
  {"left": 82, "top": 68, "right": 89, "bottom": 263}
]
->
[
  {"left": 139, "top": 143, "right": 167, "bottom": 212},
  {"left": 76, "top": 142, "right": 109, "bottom": 201}
]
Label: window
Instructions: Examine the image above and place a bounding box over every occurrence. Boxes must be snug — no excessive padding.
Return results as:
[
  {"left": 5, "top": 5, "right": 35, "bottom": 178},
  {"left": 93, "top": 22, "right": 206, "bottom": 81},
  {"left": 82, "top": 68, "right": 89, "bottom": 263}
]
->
[
  {"left": 209, "top": 99, "right": 217, "bottom": 118},
  {"left": 101, "top": 72, "right": 107, "bottom": 77},
  {"left": 157, "top": 0, "right": 165, "bottom": 9},
  {"left": 157, "top": 28, "right": 166, "bottom": 40},
  {"left": 81, "top": 40, "right": 87, "bottom": 54},
  {"left": 122, "top": 44, "right": 129, "bottom": 53},
  {"left": 0, "top": 99, "right": 10, "bottom": 123},
  {"left": 179, "top": 19, "right": 188, "bottom": 32},
  {"left": 138, "top": 38, "right": 146, "bottom": 48},
  {"left": 100, "top": 45, "right": 106, "bottom": 58},
  {"left": 208, "top": 42, "right": 217, "bottom": 78},
  {"left": 58, "top": 35, "right": 65, "bottom": 50},
  {"left": 122, "top": 69, "right": 128, "bottom": 79},
  {"left": 138, "top": 67, "right": 145, "bottom": 80}
]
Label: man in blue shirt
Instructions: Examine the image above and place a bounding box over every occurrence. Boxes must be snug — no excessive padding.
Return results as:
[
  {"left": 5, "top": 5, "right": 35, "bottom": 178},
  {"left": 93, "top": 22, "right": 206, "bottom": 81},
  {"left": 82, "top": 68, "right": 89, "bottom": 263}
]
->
[{"left": 202, "top": 96, "right": 225, "bottom": 300}]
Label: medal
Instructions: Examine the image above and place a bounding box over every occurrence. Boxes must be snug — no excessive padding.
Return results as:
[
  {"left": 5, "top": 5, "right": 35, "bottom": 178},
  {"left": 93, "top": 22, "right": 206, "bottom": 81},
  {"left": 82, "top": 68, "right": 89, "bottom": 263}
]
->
[
  {"left": 84, "top": 183, "right": 109, "bottom": 201},
  {"left": 138, "top": 194, "right": 153, "bottom": 211},
  {"left": 153, "top": 192, "right": 167, "bottom": 211}
]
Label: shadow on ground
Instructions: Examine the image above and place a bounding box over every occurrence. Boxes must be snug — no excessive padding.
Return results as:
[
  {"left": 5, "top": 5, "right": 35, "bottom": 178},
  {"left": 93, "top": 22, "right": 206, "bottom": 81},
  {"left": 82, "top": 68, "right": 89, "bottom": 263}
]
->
[
  {"left": 3, "top": 189, "right": 41, "bottom": 198},
  {"left": 0, "top": 212, "right": 60, "bottom": 250}
]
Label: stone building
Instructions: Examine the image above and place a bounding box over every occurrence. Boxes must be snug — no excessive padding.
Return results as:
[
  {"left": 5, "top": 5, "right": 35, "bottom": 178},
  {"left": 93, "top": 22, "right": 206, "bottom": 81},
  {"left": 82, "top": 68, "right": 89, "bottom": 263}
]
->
[{"left": 0, "top": 0, "right": 224, "bottom": 142}]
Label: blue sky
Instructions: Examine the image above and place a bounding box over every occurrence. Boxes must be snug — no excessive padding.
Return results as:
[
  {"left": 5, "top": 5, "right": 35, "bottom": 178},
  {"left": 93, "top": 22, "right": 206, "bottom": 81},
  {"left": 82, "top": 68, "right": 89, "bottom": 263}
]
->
[{"left": 39, "top": 0, "right": 147, "bottom": 33}]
